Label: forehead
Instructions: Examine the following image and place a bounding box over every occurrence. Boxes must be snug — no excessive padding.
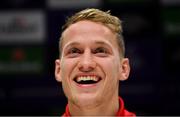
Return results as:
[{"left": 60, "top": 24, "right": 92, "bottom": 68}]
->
[{"left": 61, "top": 20, "right": 117, "bottom": 47}]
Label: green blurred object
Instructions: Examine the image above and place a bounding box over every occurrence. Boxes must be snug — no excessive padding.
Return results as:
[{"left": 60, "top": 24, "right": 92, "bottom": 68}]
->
[
  {"left": 0, "top": 46, "right": 44, "bottom": 74},
  {"left": 162, "top": 8, "right": 180, "bottom": 37}
]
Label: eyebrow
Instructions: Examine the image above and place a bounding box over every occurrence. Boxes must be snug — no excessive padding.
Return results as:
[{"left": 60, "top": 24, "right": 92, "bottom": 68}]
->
[
  {"left": 93, "top": 41, "right": 114, "bottom": 49},
  {"left": 94, "top": 41, "right": 110, "bottom": 45},
  {"left": 63, "top": 40, "right": 113, "bottom": 50},
  {"left": 63, "top": 42, "right": 80, "bottom": 50}
]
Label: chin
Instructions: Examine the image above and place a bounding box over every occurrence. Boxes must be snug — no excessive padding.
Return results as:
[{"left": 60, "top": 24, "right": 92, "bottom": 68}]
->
[{"left": 74, "top": 94, "right": 102, "bottom": 108}]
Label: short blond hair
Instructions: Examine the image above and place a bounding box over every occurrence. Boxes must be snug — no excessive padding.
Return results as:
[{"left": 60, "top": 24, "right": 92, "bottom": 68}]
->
[{"left": 59, "top": 8, "right": 125, "bottom": 57}]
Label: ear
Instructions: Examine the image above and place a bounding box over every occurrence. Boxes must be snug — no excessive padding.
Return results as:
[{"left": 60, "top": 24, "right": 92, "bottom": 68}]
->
[
  {"left": 55, "top": 59, "right": 62, "bottom": 82},
  {"left": 119, "top": 58, "right": 130, "bottom": 81}
]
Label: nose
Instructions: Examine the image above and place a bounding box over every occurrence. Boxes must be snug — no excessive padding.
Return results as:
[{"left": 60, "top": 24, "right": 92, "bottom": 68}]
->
[{"left": 78, "top": 50, "right": 96, "bottom": 72}]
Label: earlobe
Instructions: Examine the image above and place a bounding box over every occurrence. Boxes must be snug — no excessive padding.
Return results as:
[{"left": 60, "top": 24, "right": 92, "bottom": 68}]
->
[
  {"left": 55, "top": 59, "right": 62, "bottom": 82},
  {"left": 119, "top": 58, "right": 130, "bottom": 81}
]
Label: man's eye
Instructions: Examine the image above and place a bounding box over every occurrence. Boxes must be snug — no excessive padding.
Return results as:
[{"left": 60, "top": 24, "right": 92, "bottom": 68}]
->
[
  {"left": 69, "top": 48, "right": 81, "bottom": 54},
  {"left": 66, "top": 48, "right": 82, "bottom": 58},
  {"left": 94, "top": 47, "right": 107, "bottom": 54},
  {"left": 93, "top": 47, "right": 108, "bottom": 57}
]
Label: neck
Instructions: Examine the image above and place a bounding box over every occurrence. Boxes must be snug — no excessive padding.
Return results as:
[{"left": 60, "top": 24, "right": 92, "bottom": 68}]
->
[{"left": 68, "top": 96, "right": 119, "bottom": 116}]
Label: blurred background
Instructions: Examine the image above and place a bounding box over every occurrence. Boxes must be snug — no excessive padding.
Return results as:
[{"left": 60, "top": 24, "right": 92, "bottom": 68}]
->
[{"left": 0, "top": 0, "right": 180, "bottom": 116}]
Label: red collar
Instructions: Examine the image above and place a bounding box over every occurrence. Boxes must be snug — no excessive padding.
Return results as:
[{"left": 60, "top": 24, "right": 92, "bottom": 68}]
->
[{"left": 62, "top": 97, "right": 135, "bottom": 116}]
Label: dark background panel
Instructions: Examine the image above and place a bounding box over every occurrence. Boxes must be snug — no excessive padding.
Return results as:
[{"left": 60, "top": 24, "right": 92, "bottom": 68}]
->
[{"left": 0, "top": 0, "right": 179, "bottom": 116}]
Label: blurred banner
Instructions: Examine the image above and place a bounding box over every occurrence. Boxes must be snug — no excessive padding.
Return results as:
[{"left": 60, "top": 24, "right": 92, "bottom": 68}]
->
[
  {"left": 0, "top": 11, "right": 45, "bottom": 44},
  {"left": 161, "top": 0, "right": 180, "bottom": 5},
  {"left": 47, "top": 0, "right": 102, "bottom": 9}
]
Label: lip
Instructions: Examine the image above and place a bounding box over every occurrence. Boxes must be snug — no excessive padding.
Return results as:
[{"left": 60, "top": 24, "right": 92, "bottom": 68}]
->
[{"left": 76, "top": 83, "right": 98, "bottom": 88}]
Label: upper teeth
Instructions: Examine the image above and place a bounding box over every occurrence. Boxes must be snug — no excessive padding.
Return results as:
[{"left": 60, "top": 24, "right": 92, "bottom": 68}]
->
[{"left": 77, "top": 76, "right": 98, "bottom": 82}]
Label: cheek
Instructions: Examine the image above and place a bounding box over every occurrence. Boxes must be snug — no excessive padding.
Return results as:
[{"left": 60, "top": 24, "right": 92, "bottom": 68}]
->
[
  {"left": 60, "top": 59, "right": 77, "bottom": 97},
  {"left": 60, "top": 59, "right": 70, "bottom": 80},
  {"left": 60, "top": 59, "right": 77, "bottom": 79},
  {"left": 98, "top": 58, "right": 120, "bottom": 78},
  {"left": 60, "top": 59, "right": 67, "bottom": 78}
]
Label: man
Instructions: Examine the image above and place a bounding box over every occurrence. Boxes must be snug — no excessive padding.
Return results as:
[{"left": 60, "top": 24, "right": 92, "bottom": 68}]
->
[{"left": 55, "top": 8, "right": 135, "bottom": 116}]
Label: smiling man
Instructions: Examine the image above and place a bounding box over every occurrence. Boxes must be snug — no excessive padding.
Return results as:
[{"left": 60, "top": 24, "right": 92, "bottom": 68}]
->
[{"left": 55, "top": 8, "right": 135, "bottom": 116}]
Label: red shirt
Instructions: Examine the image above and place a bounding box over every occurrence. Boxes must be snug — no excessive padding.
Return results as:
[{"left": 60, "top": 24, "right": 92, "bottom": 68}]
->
[{"left": 62, "top": 97, "right": 136, "bottom": 116}]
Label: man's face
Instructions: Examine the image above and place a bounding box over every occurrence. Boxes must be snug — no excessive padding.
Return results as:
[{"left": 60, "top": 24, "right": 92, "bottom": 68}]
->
[{"left": 55, "top": 20, "right": 130, "bottom": 107}]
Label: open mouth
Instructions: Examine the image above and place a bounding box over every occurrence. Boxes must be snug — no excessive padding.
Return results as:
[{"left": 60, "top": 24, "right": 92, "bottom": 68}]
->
[{"left": 74, "top": 76, "right": 102, "bottom": 84}]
